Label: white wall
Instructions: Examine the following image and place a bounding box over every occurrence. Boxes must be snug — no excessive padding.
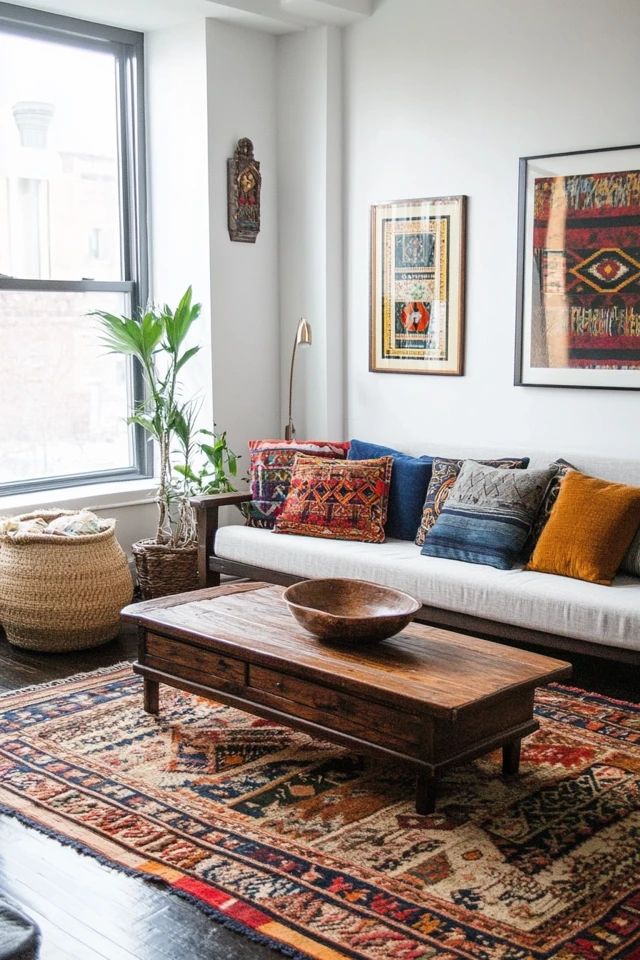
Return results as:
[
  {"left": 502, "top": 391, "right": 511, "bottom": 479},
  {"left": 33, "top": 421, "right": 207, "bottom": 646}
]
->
[
  {"left": 146, "top": 19, "right": 214, "bottom": 422},
  {"left": 277, "top": 26, "right": 344, "bottom": 439},
  {"left": 206, "top": 20, "right": 281, "bottom": 457},
  {"left": 147, "top": 18, "right": 281, "bottom": 469},
  {"left": 343, "top": 0, "right": 640, "bottom": 458}
]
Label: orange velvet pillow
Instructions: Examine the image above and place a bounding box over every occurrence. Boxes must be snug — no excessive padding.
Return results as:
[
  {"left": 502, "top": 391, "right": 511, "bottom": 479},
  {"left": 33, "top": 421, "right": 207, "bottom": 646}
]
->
[{"left": 527, "top": 470, "right": 640, "bottom": 585}]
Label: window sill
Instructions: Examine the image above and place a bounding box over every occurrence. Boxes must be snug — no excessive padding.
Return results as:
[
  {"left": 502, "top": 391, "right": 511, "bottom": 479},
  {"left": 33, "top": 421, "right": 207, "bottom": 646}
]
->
[{"left": 0, "top": 478, "right": 158, "bottom": 515}]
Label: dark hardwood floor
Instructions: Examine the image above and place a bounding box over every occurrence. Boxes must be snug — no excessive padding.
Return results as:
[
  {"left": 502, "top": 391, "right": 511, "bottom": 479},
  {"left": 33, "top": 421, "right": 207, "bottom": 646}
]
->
[{"left": 0, "top": 623, "right": 637, "bottom": 959}]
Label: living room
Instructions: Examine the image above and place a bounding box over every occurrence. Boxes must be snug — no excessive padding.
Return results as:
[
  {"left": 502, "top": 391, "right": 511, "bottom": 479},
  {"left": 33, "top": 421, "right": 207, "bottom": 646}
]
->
[{"left": 0, "top": 0, "right": 639, "bottom": 957}]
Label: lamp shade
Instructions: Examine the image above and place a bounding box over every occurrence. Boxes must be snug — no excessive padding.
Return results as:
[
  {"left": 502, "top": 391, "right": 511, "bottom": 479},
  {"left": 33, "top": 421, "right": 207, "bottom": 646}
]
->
[{"left": 295, "top": 317, "right": 312, "bottom": 346}]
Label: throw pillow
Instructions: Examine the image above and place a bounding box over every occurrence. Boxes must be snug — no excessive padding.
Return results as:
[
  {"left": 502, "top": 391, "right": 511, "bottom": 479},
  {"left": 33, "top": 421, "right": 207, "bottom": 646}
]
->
[
  {"left": 242, "top": 439, "right": 350, "bottom": 528},
  {"left": 415, "top": 455, "right": 530, "bottom": 545},
  {"left": 622, "top": 527, "right": 640, "bottom": 577},
  {"left": 524, "top": 458, "right": 575, "bottom": 558},
  {"left": 274, "top": 454, "right": 393, "bottom": 543},
  {"left": 527, "top": 471, "right": 640, "bottom": 585},
  {"left": 348, "top": 439, "right": 433, "bottom": 541},
  {"left": 421, "top": 460, "right": 554, "bottom": 570}
]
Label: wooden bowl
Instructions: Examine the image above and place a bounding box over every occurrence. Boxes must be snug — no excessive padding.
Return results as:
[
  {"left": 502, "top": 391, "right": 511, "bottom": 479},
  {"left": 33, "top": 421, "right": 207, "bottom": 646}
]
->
[{"left": 283, "top": 578, "right": 421, "bottom": 642}]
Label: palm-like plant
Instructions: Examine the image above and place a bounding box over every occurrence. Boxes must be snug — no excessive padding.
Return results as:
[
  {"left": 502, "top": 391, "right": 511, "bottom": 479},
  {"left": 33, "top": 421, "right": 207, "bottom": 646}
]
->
[{"left": 93, "top": 287, "right": 236, "bottom": 548}]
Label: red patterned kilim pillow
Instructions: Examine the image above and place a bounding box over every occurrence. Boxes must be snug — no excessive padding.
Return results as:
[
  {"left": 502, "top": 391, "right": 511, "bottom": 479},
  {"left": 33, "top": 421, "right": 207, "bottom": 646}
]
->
[
  {"left": 243, "top": 439, "right": 350, "bottom": 528},
  {"left": 274, "top": 454, "right": 393, "bottom": 542}
]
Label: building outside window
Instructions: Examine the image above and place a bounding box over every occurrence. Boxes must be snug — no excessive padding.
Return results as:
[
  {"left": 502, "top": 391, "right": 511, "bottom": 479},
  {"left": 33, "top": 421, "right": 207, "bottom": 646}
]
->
[{"left": 0, "top": 4, "right": 149, "bottom": 495}]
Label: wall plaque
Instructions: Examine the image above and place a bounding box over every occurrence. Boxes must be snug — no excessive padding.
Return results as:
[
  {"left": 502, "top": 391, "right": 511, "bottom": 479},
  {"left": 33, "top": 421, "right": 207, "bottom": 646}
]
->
[{"left": 227, "top": 138, "right": 261, "bottom": 243}]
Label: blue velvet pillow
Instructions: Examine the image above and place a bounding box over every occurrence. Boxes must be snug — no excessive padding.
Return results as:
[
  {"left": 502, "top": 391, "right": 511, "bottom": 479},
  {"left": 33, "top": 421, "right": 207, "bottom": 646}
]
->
[{"left": 348, "top": 439, "right": 433, "bottom": 540}]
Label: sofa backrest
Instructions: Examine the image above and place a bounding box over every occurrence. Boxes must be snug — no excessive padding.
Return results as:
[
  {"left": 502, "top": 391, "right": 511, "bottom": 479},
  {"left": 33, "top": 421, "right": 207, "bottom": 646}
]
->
[{"left": 396, "top": 442, "right": 640, "bottom": 487}]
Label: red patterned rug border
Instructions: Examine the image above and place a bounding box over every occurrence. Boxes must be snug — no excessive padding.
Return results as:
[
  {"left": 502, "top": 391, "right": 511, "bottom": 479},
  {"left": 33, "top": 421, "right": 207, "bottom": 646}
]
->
[{"left": 0, "top": 796, "right": 332, "bottom": 960}]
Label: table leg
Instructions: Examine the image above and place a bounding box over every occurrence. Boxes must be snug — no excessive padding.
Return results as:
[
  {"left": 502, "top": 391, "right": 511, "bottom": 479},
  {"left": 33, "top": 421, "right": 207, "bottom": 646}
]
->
[
  {"left": 502, "top": 738, "right": 521, "bottom": 776},
  {"left": 416, "top": 771, "right": 437, "bottom": 815},
  {"left": 144, "top": 677, "right": 159, "bottom": 716}
]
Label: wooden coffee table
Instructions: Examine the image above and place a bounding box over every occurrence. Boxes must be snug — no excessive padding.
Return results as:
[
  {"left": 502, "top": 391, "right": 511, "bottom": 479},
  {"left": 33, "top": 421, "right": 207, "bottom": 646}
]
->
[{"left": 122, "top": 582, "right": 571, "bottom": 814}]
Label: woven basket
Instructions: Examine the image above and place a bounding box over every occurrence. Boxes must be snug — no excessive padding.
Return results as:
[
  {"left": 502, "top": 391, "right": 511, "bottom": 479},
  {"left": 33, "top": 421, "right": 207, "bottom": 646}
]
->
[
  {"left": 132, "top": 538, "right": 199, "bottom": 599},
  {"left": 0, "top": 510, "right": 133, "bottom": 652}
]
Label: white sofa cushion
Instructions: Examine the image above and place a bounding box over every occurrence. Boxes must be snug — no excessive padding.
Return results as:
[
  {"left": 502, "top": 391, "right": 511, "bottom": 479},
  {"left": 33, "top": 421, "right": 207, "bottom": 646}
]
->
[{"left": 215, "top": 525, "right": 640, "bottom": 653}]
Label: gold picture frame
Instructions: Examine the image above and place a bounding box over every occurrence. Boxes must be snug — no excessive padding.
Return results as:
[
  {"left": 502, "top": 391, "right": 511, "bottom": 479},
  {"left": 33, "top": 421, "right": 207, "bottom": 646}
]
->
[{"left": 369, "top": 195, "right": 466, "bottom": 375}]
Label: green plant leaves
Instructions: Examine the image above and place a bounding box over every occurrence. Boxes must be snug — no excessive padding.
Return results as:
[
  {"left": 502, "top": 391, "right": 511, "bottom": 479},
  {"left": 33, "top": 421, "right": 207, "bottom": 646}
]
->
[
  {"left": 91, "top": 288, "right": 238, "bottom": 546},
  {"left": 175, "top": 345, "right": 200, "bottom": 374}
]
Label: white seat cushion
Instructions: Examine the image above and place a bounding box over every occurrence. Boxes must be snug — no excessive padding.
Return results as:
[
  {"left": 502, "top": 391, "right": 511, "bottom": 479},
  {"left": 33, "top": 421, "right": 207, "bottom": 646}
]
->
[{"left": 215, "top": 526, "right": 640, "bottom": 653}]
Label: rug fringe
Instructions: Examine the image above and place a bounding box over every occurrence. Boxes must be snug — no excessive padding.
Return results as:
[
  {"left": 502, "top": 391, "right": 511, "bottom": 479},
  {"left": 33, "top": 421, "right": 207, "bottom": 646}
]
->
[
  {"left": 0, "top": 661, "right": 134, "bottom": 699},
  {"left": 0, "top": 802, "right": 310, "bottom": 960}
]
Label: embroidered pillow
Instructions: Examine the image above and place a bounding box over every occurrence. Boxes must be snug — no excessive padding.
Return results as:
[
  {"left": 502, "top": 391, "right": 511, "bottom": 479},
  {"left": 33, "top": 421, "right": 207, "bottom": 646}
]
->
[
  {"left": 242, "top": 439, "right": 350, "bottom": 528},
  {"left": 274, "top": 454, "right": 393, "bottom": 543},
  {"left": 524, "top": 458, "right": 575, "bottom": 558},
  {"left": 527, "top": 471, "right": 640, "bottom": 585},
  {"left": 415, "top": 455, "right": 530, "bottom": 545},
  {"left": 421, "top": 460, "right": 554, "bottom": 570},
  {"left": 348, "top": 439, "right": 433, "bottom": 540}
]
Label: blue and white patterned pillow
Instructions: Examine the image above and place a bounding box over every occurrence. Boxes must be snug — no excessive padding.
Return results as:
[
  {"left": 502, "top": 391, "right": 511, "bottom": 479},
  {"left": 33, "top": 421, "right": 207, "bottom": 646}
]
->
[{"left": 421, "top": 460, "right": 555, "bottom": 570}]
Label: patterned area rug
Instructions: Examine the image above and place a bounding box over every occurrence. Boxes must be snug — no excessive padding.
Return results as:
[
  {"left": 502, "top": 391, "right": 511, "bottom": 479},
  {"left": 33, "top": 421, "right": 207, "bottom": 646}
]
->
[{"left": 1, "top": 665, "right": 639, "bottom": 960}]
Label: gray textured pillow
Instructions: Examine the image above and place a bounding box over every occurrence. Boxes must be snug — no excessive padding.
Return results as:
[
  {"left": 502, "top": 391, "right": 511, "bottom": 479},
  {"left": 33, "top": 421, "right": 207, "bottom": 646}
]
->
[
  {"left": 621, "top": 528, "right": 640, "bottom": 577},
  {"left": 421, "top": 460, "right": 554, "bottom": 570}
]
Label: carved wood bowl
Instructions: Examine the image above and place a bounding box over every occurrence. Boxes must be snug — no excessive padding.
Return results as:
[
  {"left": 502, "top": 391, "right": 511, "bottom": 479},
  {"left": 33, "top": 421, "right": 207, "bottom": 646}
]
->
[{"left": 283, "top": 578, "right": 421, "bottom": 643}]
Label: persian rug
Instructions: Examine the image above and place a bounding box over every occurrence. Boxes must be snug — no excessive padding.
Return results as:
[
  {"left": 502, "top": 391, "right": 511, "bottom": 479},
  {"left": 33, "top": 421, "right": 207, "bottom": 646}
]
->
[{"left": 1, "top": 665, "right": 639, "bottom": 960}]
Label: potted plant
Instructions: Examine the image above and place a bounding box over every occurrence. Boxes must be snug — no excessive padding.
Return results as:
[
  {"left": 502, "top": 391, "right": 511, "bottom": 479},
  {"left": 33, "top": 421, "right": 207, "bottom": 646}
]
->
[{"left": 93, "top": 287, "right": 237, "bottom": 598}]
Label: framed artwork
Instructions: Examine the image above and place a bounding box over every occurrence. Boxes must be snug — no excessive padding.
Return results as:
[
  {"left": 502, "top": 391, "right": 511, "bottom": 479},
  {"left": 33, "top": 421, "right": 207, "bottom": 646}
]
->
[
  {"left": 515, "top": 144, "right": 640, "bottom": 389},
  {"left": 369, "top": 195, "right": 466, "bottom": 375}
]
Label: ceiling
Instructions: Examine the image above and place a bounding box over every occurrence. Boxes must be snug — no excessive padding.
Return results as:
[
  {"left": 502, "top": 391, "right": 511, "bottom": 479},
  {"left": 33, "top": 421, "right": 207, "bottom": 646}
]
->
[{"left": 2, "top": 0, "right": 373, "bottom": 33}]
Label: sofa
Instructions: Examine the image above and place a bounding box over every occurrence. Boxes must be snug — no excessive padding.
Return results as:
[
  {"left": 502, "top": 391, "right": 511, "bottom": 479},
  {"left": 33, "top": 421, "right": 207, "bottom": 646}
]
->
[{"left": 192, "top": 443, "right": 640, "bottom": 665}]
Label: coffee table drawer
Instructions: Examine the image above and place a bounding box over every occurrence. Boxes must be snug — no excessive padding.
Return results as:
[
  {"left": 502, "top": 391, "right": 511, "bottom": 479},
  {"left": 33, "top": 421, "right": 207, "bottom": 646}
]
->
[
  {"left": 248, "top": 664, "right": 425, "bottom": 750},
  {"left": 145, "top": 633, "right": 246, "bottom": 684}
]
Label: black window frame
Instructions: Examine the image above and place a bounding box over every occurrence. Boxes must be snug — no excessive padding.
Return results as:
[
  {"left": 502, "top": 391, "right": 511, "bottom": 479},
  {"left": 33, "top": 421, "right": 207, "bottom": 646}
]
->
[{"left": 0, "top": 1, "right": 151, "bottom": 496}]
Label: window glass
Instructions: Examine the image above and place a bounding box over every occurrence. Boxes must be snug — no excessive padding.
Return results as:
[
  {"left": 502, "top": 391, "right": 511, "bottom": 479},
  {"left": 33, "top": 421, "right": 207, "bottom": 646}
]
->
[
  {"left": 0, "top": 33, "right": 122, "bottom": 281},
  {"left": 0, "top": 290, "right": 133, "bottom": 484},
  {"left": 0, "top": 12, "right": 147, "bottom": 496}
]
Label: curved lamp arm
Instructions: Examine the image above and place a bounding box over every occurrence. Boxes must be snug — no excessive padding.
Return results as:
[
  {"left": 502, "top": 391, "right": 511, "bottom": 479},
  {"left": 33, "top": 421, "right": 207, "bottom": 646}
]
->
[{"left": 284, "top": 317, "right": 312, "bottom": 440}]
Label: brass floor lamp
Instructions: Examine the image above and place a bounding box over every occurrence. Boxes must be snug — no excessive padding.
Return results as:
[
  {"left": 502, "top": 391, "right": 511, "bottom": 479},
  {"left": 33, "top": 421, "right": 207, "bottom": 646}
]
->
[{"left": 284, "top": 317, "right": 312, "bottom": 440}]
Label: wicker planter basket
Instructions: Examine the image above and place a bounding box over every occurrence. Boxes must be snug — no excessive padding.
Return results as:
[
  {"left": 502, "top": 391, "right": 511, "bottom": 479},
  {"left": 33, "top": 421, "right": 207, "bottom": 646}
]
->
[
  {"left": 132, "top": 539, "right": 199, "bottom": 599},
  {"left": 0, "top": 510, "right": 133, "bottom": 652}
]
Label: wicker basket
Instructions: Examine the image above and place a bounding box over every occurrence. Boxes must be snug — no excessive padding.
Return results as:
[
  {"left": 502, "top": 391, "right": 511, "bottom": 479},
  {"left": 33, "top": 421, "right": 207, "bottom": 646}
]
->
[
  {"left": 0, "top": 510, "right": 133, "bottom": 652},
  {"left": 132, "top": 538, "right": 199, "bottom": 599}
]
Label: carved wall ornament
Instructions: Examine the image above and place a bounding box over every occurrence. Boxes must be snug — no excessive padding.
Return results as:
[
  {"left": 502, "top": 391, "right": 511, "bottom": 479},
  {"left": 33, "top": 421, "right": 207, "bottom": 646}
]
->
[{"left": 227, "top": 138, "right": 261, "bottom": 243}]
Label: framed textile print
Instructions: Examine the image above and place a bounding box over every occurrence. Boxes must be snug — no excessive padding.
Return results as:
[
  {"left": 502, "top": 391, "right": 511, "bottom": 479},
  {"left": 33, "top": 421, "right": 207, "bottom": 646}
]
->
[
  {"left": 515, "top": 145, "right": 640, "bottom": 389},
  {"left": 370, "top": 196, "right": 466, "bottom": 375}
]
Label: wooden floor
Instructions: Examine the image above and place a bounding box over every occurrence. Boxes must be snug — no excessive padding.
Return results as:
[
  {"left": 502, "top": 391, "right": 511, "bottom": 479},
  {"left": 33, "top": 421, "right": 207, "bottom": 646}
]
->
[{"left": 0, "top": 625, "right": 637, "bottom": 960}]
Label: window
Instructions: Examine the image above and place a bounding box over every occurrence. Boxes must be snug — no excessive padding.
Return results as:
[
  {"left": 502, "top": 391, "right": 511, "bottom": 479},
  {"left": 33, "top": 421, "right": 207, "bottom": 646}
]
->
[{"left": 0, "top": 4, "right": 149, "bottom": 494}]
